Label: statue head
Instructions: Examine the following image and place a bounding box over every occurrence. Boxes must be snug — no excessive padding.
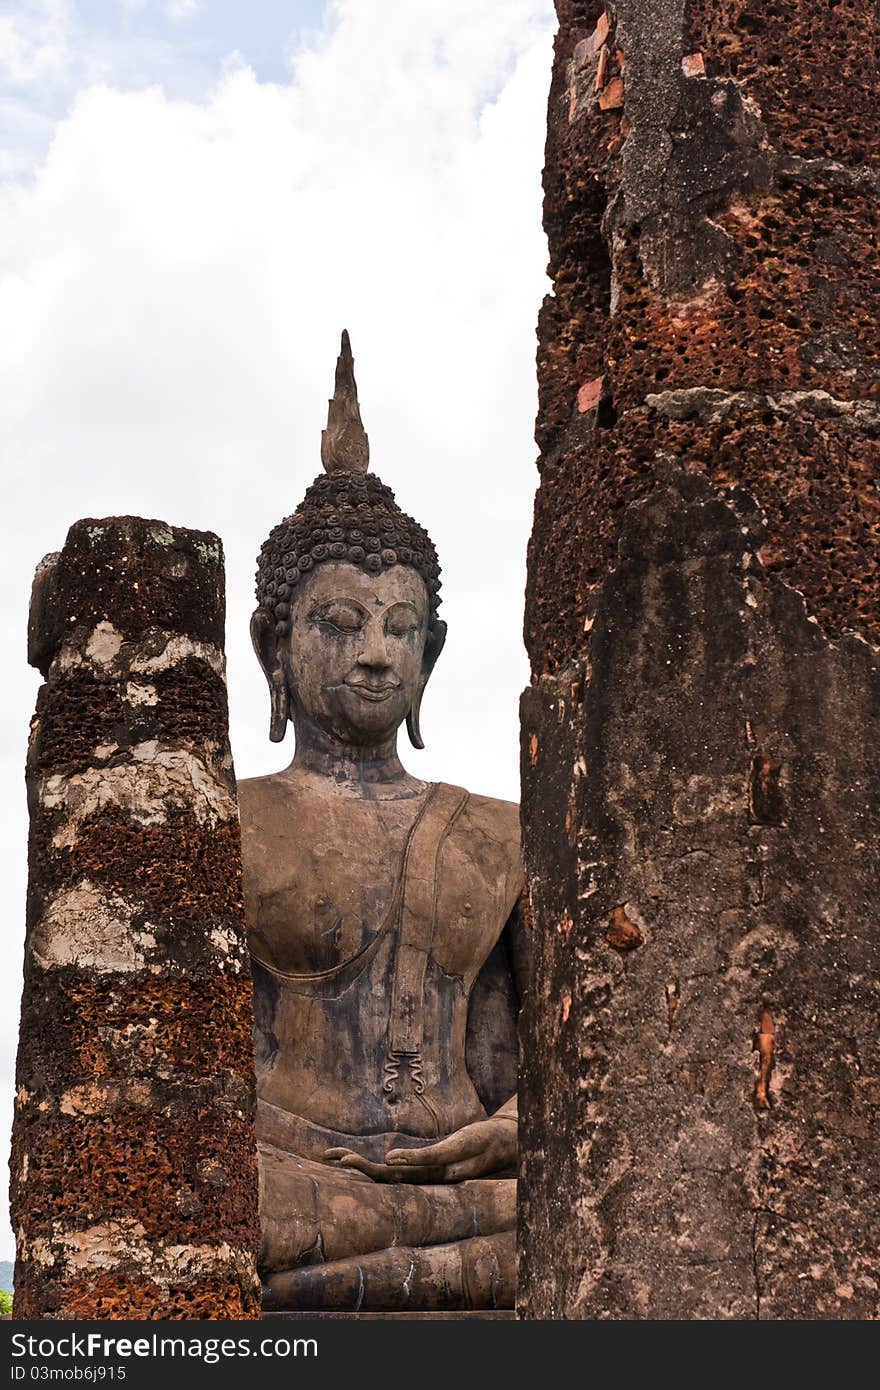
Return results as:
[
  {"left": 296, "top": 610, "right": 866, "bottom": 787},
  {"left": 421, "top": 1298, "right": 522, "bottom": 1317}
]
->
[{"left": 251, "top": 332, "right": 446, "bottom": 751}]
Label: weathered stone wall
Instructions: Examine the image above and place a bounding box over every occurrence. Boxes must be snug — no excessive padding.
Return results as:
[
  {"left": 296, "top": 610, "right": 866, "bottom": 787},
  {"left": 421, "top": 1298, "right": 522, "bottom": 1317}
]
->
[
  {"left": 519, "top": 2, "right": 879, "bottom": 1318},
  {"left": 11, "top": 519, "right": 260, "bottom": 1319}
]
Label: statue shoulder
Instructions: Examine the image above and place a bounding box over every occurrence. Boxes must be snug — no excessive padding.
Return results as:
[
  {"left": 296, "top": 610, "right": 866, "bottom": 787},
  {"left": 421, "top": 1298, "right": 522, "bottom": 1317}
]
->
[
  {"left": 236, "top": 773, "right": 294, "bottom": 863},
  {"left": 456, "top": 789, "right": 520, "bottom": 845},
  {"left": 237, "top": 772, "right": 282, "bottom": 825},
  {"left": 447, "top": 787, "right": 523, "bottom": 901}
]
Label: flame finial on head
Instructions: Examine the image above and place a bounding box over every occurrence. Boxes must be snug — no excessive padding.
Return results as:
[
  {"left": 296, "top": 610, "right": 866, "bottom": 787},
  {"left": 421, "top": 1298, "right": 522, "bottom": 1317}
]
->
[{"left": 320, "top": 329, "right": 370, "bottom": 475}]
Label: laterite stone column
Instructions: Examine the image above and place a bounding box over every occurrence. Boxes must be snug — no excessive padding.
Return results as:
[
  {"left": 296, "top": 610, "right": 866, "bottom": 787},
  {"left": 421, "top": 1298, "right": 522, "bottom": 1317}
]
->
[
  {"left": 519, "top": 2, "right": 879, "bottom": 1317},
  {"left": 11, "top": 518, "right": 260, "bottom": 1319}
]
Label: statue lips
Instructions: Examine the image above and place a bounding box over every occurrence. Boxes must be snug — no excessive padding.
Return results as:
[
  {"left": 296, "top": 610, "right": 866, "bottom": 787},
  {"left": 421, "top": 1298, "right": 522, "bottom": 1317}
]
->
[{"left": 344, "top": 680, "right": 401, "bottom": 703}]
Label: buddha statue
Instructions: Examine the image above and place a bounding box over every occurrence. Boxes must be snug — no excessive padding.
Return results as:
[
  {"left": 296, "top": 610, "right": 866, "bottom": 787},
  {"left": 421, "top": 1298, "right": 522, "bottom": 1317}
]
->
[{"left": 238, "top": 334, "right": 526, "bottom": 1312}]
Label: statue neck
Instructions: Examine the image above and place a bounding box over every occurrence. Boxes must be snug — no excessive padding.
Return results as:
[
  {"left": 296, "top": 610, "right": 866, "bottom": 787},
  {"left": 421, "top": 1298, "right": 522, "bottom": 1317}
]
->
[{"left": 288, "top": 715, "right": 420, "bottom": 792}]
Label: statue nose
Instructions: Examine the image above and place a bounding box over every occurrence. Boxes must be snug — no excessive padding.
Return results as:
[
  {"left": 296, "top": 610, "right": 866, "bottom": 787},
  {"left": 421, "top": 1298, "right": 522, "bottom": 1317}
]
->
[{"left": 357, "top": 622, "right": 390, "bottom": 669}]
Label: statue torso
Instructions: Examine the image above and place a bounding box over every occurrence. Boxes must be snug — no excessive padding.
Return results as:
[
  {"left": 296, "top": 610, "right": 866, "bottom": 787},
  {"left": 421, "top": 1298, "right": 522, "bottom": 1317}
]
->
[{"left": 238, "top": 773, "right": 522, "bottom": 1151}]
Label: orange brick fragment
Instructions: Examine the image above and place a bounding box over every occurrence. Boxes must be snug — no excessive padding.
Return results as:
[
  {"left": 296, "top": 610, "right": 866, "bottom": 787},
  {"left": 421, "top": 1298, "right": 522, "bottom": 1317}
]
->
[
  {"left": 605, "top": 905, "right": 643, "bottom": 951},
  {"left": 577, "top": 376, "right": 604, "bottom": 412},
  {"left": 681, "top": 52, "right": 706, "bottom": 78},
  {"left": 598, "top": 76, "right": 624, "bottom": 110},
  {"left": 592, "top": 12, "right": 610, "bottom": 51}
]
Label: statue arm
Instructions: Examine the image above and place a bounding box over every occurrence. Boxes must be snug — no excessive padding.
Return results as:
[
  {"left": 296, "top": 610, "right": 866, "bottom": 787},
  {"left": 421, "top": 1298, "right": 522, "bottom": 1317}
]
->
[
  {"left": 474, "top": 886, "right": 529, "bottom": 1129},
  {"left": 504, "top": 888, "right": 532, "bottom": 1010},
  {"left": 478, "top": 891, "right": 530, "bottom": 1127},
  {"left": 492, "top": 1093, "right": 518, "bottom": 1123}
]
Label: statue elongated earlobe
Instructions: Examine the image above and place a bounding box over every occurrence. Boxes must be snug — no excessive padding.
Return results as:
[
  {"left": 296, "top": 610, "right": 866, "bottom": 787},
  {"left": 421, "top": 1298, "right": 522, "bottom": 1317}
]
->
[
  {"left": 268, "top": 680, "right": 289, "bottom": 743},
  {"left": 251, "top": 610, "right": 290, "bottom": 744},
  {"left": 406, "top": 684, "right": 427, "bottom": 750},
  {"left": 407, "top": 620, "right": 446, "bottom": 750}
]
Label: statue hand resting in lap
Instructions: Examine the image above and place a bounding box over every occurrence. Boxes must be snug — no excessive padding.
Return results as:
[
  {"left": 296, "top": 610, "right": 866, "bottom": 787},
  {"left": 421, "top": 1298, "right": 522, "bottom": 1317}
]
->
[
  {"left": 324, "top": 1110, "right": 518, "bottom": 1183},
  {"left": 238, "top": 334, "right": 526, "bottom": 1312}
]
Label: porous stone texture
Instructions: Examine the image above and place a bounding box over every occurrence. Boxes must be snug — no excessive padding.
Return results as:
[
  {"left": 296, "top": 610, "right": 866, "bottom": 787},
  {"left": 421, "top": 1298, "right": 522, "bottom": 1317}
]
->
[
  {"left": 520, "top": 2, "right": 879, "bottom": 1319},
  {"left": 11, "top": 519, "right": 260, "bottom": 1319},
  {"left": 529, "top": 0, "right": 879, "bottom": 674}
]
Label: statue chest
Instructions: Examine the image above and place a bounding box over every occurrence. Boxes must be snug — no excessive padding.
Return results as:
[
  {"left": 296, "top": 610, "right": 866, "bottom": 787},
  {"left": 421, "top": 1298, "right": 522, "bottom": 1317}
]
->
[
  {"left": 242, "top": 780, "right": 522, "bottom": 1139},
  {"left": 245, "top": 832, "right": 507, "bottom": 980}
]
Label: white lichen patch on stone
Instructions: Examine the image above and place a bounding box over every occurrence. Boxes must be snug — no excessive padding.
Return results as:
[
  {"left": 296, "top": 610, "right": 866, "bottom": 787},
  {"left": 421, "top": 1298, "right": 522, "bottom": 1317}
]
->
[
  {"left": 31, "top": 879, "right": 245, "bottom": 976},
  {"left": 51, "top": 628, "right": 225, "bottom": 680},
  {"left": 209, "top": 923, "right": 242, "bottom": 957},
  {"left": 148, "top": 525, "right": 176, "bottom": 548},
  {"left": 59, "top": 1079, "right": 155, "bottom": 1116},
  {"left": 22, "top": 1219, "right": 256, "bottom": 1286},
  {"left": 85, "top": 621, "right": 124, "bottom": 667},
  {"left": 52, "top": 646, "right": 83, "bottom": 675},
  {"left": 31, "top": 882, "right": 158, "bottom": 973},
  {"left": 41, "top": 742, "right": 237, "bottom": 845},
  {"left": 193, "top": 537, "right": 222, "bottom": 566},
  {"left": 130, "top": 633, "right": 225, "bottom": 679},
  {"left": 125, "top": 681, "right": 158, "bottom": 706},
  {"left": 140, "top": 742, "right": 236, "bottom": 819}
]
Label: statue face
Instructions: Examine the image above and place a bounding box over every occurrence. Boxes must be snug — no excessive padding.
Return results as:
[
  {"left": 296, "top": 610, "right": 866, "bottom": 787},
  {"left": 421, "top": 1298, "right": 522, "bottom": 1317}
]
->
[{"left": 280, "top": 561, "right": 430, "bottom": 746}]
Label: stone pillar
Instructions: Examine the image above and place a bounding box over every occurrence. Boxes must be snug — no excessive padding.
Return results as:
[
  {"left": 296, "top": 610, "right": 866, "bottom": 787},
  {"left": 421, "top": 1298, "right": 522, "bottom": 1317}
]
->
[
  {"left": 11, "top": 519, "right": 260, "bottom": 1319},
  {"left": 519, "top": 2, "right": 879, "bottom": 1318}
]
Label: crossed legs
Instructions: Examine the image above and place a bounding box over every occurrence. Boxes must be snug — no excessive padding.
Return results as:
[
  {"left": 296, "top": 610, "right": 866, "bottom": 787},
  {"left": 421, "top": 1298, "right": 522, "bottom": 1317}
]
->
[{"left": 259, "top": 1140, "right": 515, "bottom": 1311}]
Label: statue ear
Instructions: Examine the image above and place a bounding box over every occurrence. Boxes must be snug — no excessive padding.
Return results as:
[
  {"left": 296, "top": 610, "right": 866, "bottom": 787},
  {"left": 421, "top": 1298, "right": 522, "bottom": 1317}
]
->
[
  {"left": 407, "top": 619, "right": 446, "bottom": 751},
  {"left": 250, "top": 609, "right": 289, "bottom": 743}
]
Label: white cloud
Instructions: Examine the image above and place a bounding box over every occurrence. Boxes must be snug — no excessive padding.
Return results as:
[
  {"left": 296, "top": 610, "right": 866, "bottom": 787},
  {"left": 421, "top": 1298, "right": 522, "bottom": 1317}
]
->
[
  {"left": 0, "top": 0, "right": 554, "bottom": 1262},
  {"left": 0, "top": 1, "right": 74, "bottom": 86}
]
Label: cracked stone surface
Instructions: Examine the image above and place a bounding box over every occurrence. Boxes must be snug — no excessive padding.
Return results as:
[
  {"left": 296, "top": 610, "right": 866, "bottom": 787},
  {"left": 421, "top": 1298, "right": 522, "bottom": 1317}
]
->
[
  {"left": 11, "top": 517, "right": 260, "bottom": 1319},
  {"left": 520, "top": 470, "right": 880, "bottom": 1319},
  {"left": 520, "top": 1, "right": 879, "bottom": 1320}
]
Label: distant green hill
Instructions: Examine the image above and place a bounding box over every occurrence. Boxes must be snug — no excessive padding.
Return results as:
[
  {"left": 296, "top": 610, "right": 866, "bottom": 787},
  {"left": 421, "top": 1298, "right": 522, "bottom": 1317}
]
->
[{"left": 0, "top": 1261, "right": 13, "bottom": 1295}]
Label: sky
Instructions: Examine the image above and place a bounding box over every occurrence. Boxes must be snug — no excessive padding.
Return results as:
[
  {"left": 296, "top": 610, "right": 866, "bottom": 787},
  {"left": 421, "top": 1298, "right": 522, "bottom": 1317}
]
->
[{"left": 0, "top": 0, "right": 555, "bottom": 1262}]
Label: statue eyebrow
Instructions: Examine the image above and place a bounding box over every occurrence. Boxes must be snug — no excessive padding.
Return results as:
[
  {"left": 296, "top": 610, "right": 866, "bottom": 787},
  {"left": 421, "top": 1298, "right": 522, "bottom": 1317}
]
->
[
  {"left": 384, "top": 600, "right": 420, "bottom": 617},
  {"left": 307, "top": 598, "right": 369, "bottom": 620}
]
